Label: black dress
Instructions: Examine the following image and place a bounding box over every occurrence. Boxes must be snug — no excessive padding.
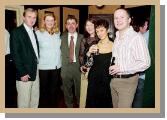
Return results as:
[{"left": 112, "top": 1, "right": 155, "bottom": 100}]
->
[{"left": 86, "top": 52, "right": 113, "bottom": 108}]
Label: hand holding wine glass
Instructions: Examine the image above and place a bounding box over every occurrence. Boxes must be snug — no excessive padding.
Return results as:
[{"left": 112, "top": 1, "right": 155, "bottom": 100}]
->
[{"left": 88, "top": 44, "right": 99, "bottom": 55}]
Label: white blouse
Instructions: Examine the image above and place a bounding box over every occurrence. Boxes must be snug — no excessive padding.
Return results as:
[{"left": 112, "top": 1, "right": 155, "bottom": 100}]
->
[{"left": 36, "top": 30, "right": 61, "bottom": 70}]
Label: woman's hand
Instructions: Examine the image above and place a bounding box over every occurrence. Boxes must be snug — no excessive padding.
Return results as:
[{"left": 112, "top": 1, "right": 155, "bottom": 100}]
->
[
  {"left": 87, "top": 44, "right": 98, "bottom": 56},
  {"left": 80, "top": 66, "right": 88, "bottom": 73}
]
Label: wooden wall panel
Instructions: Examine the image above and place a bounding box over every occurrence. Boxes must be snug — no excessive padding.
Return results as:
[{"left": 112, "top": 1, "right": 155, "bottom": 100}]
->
[
  {"left": 38, "top": 7, "right": 60, "bottom": 30},
  {"left": 63, "top": 7, "right": 79, "bottom": 32},
  {"left": 125, "top": 5, "right": 143, "bottom": 8},
  {"left": 89, "top": 5, "right": 142, "bottom": 14},
  {"left": 88, "top": 5, "right": 120, "bottom": 14}
]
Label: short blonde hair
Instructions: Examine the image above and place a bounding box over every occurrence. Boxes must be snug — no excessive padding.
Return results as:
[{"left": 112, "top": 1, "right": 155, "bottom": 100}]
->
[
  {"left": 40, "top": 13, "right": 59, "bottom": 35},
  {"left": 23, "top": 8, "right": 37, "bottom": 17}
]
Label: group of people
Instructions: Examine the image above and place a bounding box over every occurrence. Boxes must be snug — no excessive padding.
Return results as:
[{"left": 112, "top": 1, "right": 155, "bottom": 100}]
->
[{"left": 7, "top": 7, "right": 151, "bottom": 108}]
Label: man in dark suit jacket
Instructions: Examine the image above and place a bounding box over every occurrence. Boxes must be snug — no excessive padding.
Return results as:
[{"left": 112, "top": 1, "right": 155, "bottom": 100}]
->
[
  {"left": 10, "top": 8, "right": 39, "bottom": 108},
  {"left": 61, "top": 15, "right": 83, "bottom": 108}
]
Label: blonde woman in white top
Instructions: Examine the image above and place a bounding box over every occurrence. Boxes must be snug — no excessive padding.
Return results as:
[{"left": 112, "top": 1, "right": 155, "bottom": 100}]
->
[{"left": 36, "top": 13, "right": 61, "bottom": 108}]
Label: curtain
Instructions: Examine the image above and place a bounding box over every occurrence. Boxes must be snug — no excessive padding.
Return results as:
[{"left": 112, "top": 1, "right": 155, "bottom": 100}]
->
[{"left": 143, "top": 5, "right": 155, "bottom": 107}]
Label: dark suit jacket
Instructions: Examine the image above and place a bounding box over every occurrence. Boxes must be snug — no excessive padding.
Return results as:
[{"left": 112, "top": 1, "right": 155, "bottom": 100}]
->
[
  {"left": 10, "top": 24, "right": 39, "bottom": 81},
  {"left": 61, "top": 31, "right": 83, "bottom": 68}
]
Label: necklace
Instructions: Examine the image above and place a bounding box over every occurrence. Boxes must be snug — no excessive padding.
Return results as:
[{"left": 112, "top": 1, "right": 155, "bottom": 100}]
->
[{"left": 99, "top": 40, "right": 110, "bottom": 44}]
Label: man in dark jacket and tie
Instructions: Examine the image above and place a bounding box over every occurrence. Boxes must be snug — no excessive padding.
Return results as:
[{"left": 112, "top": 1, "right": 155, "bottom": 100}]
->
[
  {"left": 61, "top": 15, "right": 83, "bottom": 107},
  {"left": 10, "top": 8, "right": 39, "bottom": 108}
]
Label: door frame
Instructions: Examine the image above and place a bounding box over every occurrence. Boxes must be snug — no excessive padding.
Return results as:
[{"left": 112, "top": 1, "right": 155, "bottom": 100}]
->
[{"left": 5, "top": 5, "right": 24, "bottom": 26}]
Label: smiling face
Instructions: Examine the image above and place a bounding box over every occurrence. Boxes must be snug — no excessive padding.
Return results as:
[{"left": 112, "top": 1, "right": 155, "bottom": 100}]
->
[
  {"left": 66, "top": 19, "right": 78, "bottom": 34},
  {"left": 44, "top": 15, "right": 55, "bottom": 30},
  {"left": 23, "top": 11, "right": 37, "bottom": 28},
  {"left": 114, "top": 9, "right": 131, "bottom": 32},
  {"left": 85, "top": 21, "right": 95, "bottom": 36}
]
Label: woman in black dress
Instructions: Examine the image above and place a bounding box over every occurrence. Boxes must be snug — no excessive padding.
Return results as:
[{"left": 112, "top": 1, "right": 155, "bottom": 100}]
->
[
  {"left": 86, "top": 19, "right": 113, "bottom": 108},
  {"left": 79, "top": 18, "right": 99, "bottom": 107}
]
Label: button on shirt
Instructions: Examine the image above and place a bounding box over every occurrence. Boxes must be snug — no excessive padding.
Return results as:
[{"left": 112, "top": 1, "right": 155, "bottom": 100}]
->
[
  {"left": 68, "top": 32, "right": 78, "bottom": 62},
  {"left": 23, "top": 23, "right": 38, "bottom": 59},
  {"left": 112, "top": 26, "right": 151, "bottom": 74}
]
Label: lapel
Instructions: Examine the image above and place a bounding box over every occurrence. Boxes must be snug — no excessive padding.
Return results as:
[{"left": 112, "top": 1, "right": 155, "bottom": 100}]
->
[
  {"left": 33, "top": 30, "right": 39, "bottom": 57},
  {"left": 62, "top": 32, "right": 81, "bottom": 59},
  {"left": 63, "top": 33, "right": 70, "bottom": 53},
  {"left": 20, "top": 24, "right": 38, "bottom": 59},
  {"left": 75, "top": 33, "right": 80, "bottom": 53}
]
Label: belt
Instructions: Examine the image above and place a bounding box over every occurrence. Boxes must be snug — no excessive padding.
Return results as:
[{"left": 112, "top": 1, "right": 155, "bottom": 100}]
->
[{"left": 113, "top": 74, "right": 137, "bottom": 78}]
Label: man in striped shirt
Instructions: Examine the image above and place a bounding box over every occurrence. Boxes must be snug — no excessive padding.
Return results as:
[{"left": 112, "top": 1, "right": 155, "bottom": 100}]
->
[{"left": 109, "top": 8, "right": 151, "bottom": 108}]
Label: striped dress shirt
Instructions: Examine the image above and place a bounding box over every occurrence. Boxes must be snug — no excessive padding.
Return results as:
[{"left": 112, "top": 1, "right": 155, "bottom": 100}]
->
[{"left": 112, "top": 26, "right": 151, "bottom": 75}]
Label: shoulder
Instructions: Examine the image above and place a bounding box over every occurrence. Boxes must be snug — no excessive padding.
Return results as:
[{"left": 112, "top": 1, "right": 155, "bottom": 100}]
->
[
  {"left": 128, "top": 28, "right": 143, "bottom": 40},
  {"left": 60, "top": 31, "right": 68, "bottom": 39},
  {"left": 129, "top": 30, "right": 145, "bottom": 45},
  {"left": 35, "top": 30, "right": 40, "bottom": 34},
  {"left": 5, "top": 29, "right": 10, "bottom": 36},
  {"left": 77, "top": 33, "right": 84, "bottom": 40},
  {"left": 54, "top": 31, "right": 61, "bottom": 37},
  {"left": 81, "top": 37, "right": 86, "bottom": 42},
  {"left": 10, "top": 25, "right": 24, "bottom": 36},
  {"left": 36, "top": 30, "right": 46, "bottom": 35},
  {"left": 78, "top": 33, "right": 83, "bottom": 38}
]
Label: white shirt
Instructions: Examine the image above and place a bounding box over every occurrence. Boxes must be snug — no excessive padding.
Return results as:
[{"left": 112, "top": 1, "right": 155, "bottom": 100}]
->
[
  {"left": 23, "top": 23, "right": 38, "bottom": 58},
  {"left": 36, "top": 30, "right": 61, "bottom": 70},
  {"left": 143, "top": 30, "right": 149, "bottom": 45},
  {"left": 139, "top": 30, "right": 150, "bottom": 80},
  {"left": 112, "top": 26, "right": 151, "bottom": 74},
  {"left": 68, "top": 32, "right": 78, "bottom": 62},
  {"left": 5, "top": 29, "right": 10, "bottom": 55}
]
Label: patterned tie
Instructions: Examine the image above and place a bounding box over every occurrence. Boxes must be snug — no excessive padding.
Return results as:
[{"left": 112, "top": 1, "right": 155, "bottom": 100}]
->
[{"left": 69, "top": 35, "right": 74, "bottom": 63}]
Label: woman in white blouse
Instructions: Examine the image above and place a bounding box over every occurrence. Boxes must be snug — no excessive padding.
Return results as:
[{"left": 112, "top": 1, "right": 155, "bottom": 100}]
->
[{"left": 36, "top": 13, "right": 61, "bottom": 108}]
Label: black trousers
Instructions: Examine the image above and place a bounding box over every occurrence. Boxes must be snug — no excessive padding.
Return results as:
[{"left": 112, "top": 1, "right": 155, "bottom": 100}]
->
[
  {"left": 39, "top": 69, "right": 61, "bottom": 108},
  {"left": 5, "top": 54, "right": 17, "bottom": 108}
]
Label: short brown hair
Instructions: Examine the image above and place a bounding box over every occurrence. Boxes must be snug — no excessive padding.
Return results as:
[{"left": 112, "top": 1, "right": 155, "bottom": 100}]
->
[
  {"left": 95, "top": 19, "right": 109, "bottom": 30},
  {"left": 66, "top": 15, "right": 78, "bottom": 24}
]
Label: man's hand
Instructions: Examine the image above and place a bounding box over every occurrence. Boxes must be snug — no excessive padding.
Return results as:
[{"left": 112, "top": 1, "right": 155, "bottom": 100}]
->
[
  {"left": 109, "top": 65, "right": 120, "bottom": 75},
  {"left": 21, "top": 74, "right": 31, "bottom": 82}
]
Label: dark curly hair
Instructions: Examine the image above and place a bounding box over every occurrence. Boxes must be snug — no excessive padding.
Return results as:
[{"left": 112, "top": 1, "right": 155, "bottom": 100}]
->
[{"left": 95, "top": 18, "right": 109, "bottom": 30}]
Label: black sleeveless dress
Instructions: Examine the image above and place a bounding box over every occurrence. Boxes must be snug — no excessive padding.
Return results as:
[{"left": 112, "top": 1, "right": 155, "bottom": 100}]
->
[{"left": 86, "top": 52, "right": 113, "bottom": 108}]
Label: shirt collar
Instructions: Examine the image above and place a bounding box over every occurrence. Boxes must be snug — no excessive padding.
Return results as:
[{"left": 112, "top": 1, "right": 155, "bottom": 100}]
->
[
  {"left": 68, "top": 32, "right": 77, "bottom": 37},
  {"left": 23, "top": 23, "right": 33, "bottom": 33},
  {"left": 116, "top": 26, "right": 134, "bottom": 39}
]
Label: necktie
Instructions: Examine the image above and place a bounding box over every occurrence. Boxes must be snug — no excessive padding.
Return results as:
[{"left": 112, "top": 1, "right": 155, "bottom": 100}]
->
[{"left": 69, "top": 35, "right": 74, "bottom": 63}]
